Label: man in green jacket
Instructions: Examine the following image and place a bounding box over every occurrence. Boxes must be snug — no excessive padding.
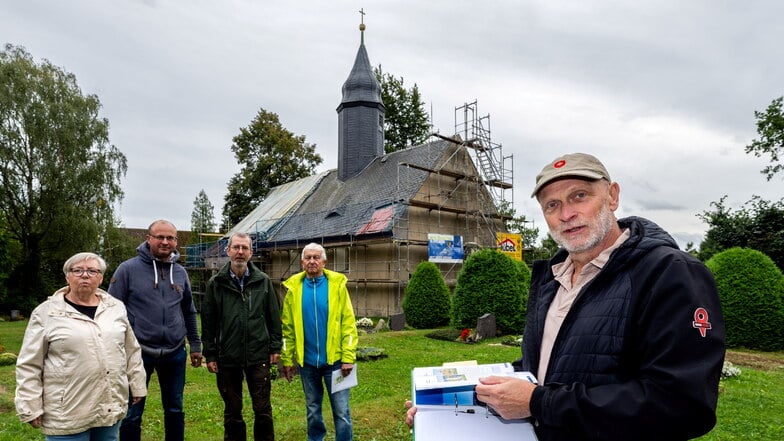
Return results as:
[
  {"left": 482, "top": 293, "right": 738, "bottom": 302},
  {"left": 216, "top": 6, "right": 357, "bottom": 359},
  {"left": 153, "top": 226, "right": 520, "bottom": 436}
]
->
[
  {"left": 280, "top": 243, "right": 358, "bottom": 441},
  {"left": 202, "top": 232, "right": 282, "bottom": 441}
]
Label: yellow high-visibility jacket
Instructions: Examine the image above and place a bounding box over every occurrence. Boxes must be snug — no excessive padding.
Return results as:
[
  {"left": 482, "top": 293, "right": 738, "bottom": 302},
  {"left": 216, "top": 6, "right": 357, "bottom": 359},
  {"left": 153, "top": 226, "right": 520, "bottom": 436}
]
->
[{"left": 281, "top": 269, "right": 358, "bottom": 367}]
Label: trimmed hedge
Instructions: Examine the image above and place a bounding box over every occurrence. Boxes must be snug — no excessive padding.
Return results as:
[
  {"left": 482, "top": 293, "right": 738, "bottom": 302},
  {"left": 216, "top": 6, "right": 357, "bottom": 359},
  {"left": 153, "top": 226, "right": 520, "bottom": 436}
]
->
[
  {"left": 402, "top": 261, "right": 451, "bottom": 329},
  {"left": 451, "top": 249, "right": 525, "bottom": 334},
  {"left": 706, "top": 247, "right": 784, "bottom": 351},
  {"left": 515, "top": 259, "right": 532, "bottom": 325},
  {"left": 424, "top": 328, "right": 463, "bottom": 342}
]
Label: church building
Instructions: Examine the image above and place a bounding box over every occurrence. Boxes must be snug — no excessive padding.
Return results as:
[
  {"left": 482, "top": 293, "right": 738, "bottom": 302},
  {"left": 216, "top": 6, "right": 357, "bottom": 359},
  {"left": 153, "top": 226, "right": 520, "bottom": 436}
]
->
[{"left": 200, "top": 20, "right": 512, "bottom": 317}]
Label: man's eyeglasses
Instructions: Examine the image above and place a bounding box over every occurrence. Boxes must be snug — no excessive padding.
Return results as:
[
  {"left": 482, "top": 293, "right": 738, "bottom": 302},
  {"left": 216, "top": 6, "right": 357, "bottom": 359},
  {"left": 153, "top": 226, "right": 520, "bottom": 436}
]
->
[
  {"left": 69, "top": 268, "right": 102, "bottom": 277},
  {"left": 230, "top": 245, "right": 251, "bottom": 251},
  {"left": 149, "top": 235, "right": 178, "bottom": 242}
]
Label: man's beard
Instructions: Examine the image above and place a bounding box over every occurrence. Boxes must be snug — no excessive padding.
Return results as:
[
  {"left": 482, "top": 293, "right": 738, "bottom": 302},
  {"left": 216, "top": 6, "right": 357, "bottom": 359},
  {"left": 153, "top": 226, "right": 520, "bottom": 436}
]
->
[
  {"left": 231, "top": 260, "right": 248, "bottom": 272},
  {"left": 550, "top": 202, "right": 616, "bottom": 254}
]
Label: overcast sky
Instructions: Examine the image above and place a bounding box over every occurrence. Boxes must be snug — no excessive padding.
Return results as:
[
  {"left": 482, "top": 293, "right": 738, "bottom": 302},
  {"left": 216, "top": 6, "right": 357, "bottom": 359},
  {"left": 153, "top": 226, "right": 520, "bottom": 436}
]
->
[{"left": 3, "top": 0, "right": 783, "bottom": 248}]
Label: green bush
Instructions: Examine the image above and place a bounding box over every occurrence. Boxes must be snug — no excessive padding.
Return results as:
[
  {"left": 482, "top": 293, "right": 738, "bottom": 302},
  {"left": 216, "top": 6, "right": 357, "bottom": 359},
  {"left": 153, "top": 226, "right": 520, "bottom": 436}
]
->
[
  {"left": 514, "top": 259, "right": 532, "bottom": 319},
  {"left": 402, "top": 261, "right": 451, "bottom": 329},
  {"left": 356, "top": 346, "right": 388, "bottom": 361},
  {"left": 424, "top": 328, "right": 462, "bottom": 341},
  {"left": 706, "top": 247, "right": 784, "bottom": 351},
  {"left": 500, "top": 335, "right": 522, "bottom": 347},
  {"left": 0, "top": 352, "right": 17, "bottom": 366},
  {"left": 451, "top": 249, "right": 525, "bottom": 334}
]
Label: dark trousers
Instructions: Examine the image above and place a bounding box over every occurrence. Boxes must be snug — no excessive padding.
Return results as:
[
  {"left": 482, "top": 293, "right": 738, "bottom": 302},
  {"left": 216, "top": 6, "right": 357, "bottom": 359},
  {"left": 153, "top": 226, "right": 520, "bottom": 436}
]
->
[
  {"left": 121, "top": 347, "right": 186, "bottom": 441},
  {"left": 216, "top": 362, "right": 274, "bottom": 441}
]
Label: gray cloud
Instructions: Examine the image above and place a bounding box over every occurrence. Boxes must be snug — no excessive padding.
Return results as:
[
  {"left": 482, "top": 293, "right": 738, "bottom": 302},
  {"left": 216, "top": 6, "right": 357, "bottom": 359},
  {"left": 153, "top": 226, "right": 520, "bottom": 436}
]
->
[{"left": 2, "top": 0, "right": 783, "bottom": 244}]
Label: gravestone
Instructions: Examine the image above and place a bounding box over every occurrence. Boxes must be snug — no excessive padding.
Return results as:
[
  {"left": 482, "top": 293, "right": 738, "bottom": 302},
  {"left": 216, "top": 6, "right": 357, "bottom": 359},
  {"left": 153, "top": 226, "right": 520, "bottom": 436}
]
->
[
  {"left": 476, "top": 313, "right": 496, "bottom": 339},
  {"left": 390, "top": 312, "right": 406, "bottom": 331},
  {"left": 373, "top": 318, "right": 389, "bottom": 332}
]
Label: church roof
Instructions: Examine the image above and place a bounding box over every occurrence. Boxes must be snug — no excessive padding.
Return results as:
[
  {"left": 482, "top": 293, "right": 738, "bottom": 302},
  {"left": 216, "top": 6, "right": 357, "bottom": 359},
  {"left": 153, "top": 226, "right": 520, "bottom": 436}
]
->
[
  {"left": 241, "top": 138, "right": 455, "bottom": 247},
  {"left": 224, "top": 171, "right": 330, "bottom": 241}
]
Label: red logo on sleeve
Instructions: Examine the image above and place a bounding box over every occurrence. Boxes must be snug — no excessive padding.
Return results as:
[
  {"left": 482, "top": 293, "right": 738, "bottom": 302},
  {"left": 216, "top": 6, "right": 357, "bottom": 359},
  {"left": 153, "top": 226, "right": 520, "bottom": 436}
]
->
[{"left": 692, "top": 307, "right": 712, "bottom": 337}]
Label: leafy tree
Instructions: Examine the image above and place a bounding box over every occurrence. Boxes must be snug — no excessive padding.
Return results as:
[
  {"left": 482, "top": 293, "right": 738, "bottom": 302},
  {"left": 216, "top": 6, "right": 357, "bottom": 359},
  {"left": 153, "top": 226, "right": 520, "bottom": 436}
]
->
[
  {"left": 402, "top": 261, "right": 451, "bottom": 329},
  {"left": 697, "top": 196, "right": 751, "bottom": 260},
  {"left": 698, "top": 196, "right": 784, "bottom": 271},
  {"left": 683, "top": 242, "right": 698, "bottom": 257},
  {"left": 373, "top": 65, "right": 430, "bottom": 153},
  {"left": 705, "top": 247, "right": 784, "bottom": 351},
  {"left": 221, "top": 108, "right": 322, "bottom": 229},
  {"left": 0, "top": 218, "right": 16, "bottom": 308},
  {"left": 522, "top": 234, "right": 561, "bottom": 264},
  {"left": 0, "top": 44, "right": 127, "bottom": 312},
  {"left": 191, "top": 189, "right": 217, "bottom": 238},
  {"left": 99, "top": 222, "right": 140, "bottom": 283},
  {"left": 746, "top": 96, "right": 784, "bottom": 181},
  {"left": 451, "top": 249, "right": 525, "bottom": 334}
]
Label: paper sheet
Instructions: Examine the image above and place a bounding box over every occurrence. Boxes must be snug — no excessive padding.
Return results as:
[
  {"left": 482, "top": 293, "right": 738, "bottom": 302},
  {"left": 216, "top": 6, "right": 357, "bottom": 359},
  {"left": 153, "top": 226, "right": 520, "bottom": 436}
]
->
[
  {"left": 331, "top": 365, "right": 358, "bottom": 393},
  {"left": 414, "top": 406, "right": 538, "bottom": 441}
]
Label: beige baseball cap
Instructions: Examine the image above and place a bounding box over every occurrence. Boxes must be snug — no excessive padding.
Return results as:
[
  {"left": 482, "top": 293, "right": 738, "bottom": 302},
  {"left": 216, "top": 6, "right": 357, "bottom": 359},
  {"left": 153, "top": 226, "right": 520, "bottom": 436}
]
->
[{"left": 531, "top": 153, "right": 611, "bottom": 197}]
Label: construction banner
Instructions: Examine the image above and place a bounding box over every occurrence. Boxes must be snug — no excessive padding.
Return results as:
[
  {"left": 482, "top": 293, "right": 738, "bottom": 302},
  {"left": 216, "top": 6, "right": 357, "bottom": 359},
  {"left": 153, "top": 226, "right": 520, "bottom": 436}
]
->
[
  {"left": 428, "top": 234, "right": 464, "bottom": 263},
  {"left": 496, "top": 232, "right": 523, "bottom": 261}
]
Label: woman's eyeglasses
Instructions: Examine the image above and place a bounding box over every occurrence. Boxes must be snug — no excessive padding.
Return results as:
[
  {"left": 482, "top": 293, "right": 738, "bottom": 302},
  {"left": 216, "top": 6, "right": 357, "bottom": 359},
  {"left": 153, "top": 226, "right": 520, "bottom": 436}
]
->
[{"left": 69, "top": 268, "right": 102, "bottom": 277}]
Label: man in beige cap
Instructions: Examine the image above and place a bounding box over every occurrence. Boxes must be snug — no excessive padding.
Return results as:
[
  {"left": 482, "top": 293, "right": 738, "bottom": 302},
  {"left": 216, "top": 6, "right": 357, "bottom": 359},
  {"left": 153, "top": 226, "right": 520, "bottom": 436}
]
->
[{"left": 470, "top": 153, "right": 726, "bottom": 440}]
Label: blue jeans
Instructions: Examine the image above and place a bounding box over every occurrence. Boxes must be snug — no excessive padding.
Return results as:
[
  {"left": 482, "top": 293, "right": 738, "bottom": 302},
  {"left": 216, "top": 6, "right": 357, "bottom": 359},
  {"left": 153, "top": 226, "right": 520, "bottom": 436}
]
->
[
  {"left": 299, "top": 363, "right": 353, "bottom": 441},
  {"left": 120, "top": 346, "right": 186, "bottom": 441},
  {"left": 46, "top": 421, "right": 120, "bottom": 441}
]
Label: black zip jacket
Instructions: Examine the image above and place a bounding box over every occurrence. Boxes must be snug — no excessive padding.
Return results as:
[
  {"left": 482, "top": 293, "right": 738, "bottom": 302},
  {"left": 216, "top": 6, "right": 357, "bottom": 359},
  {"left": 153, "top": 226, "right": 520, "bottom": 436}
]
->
[
  {"left": 519, "top": 216, "right": 725, "bottom": 441},
  {"left": 201, "top": 262, "right": 282, "bottom": 367}
]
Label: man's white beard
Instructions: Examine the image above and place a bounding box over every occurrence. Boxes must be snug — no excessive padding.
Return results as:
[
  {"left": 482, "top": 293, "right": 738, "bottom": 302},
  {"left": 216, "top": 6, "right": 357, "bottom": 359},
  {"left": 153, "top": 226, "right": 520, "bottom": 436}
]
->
[{"left": 551, "top": 202, "right": 615, "bottom": 254}]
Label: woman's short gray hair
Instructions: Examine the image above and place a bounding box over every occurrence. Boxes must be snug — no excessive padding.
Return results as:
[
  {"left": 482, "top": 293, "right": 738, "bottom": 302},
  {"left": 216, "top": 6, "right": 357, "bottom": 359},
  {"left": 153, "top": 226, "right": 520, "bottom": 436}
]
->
[{"left": 62, "top": 252, "right": 107, "bottom": 275}]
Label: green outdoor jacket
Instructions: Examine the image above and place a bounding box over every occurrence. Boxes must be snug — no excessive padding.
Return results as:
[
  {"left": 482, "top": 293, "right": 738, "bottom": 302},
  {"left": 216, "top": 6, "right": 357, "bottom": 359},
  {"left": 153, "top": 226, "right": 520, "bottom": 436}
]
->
[{"left": 201, "top": 262, "right": 282, "bottom": 367}]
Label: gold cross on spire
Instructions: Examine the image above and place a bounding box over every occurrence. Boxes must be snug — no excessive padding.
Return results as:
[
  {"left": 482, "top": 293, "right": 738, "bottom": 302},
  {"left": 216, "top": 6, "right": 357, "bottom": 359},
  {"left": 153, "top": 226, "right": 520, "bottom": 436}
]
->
[{"left": 359, "top": 8, "right": 366, "bottom": 43}]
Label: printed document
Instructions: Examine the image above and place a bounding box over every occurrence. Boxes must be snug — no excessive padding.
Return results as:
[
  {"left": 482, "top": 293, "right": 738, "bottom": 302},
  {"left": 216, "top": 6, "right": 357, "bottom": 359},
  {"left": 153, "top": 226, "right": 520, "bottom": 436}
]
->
[{"left": 331, "top": 365, "right": 358, "bottom": 393}]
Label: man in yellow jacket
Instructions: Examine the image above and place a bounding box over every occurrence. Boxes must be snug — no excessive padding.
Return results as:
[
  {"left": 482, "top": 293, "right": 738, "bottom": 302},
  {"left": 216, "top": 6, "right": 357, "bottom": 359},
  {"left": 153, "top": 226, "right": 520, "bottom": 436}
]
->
[{"left": 280, "top": 243, "right": 358, "bottom": 441}]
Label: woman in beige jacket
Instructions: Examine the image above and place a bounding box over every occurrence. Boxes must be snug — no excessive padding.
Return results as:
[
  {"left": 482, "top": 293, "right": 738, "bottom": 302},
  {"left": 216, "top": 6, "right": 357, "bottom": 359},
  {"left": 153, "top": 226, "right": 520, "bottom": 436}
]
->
[{"left": 15, "top": 252, "right": 147, "bottom": 440}]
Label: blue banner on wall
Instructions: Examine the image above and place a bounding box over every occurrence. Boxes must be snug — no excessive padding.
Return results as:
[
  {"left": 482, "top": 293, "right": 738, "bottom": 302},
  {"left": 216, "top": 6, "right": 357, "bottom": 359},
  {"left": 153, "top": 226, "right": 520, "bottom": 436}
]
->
[{"left": 428, "top": 234, "right": 464, "bottom": 263}]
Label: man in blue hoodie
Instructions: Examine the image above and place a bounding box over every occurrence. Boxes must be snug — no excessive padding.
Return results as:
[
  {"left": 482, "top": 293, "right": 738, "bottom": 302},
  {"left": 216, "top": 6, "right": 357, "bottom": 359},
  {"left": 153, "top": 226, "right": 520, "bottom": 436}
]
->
[{"left": 109, "top": 219, "right": 202, "bottom": 441}]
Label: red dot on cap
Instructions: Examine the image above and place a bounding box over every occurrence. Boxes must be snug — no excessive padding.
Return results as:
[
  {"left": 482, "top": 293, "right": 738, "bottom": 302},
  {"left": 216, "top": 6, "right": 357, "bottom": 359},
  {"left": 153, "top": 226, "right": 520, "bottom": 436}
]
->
[{"left": 554, "top": 160, "right": 566, "bottom": 168}]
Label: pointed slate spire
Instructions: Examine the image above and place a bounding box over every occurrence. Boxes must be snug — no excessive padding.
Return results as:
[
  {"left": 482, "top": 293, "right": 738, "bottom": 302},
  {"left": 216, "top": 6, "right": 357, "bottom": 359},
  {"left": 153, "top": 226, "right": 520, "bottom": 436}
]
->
[{"left": 336, "top": 12, "right": 386, "bottom": 182}]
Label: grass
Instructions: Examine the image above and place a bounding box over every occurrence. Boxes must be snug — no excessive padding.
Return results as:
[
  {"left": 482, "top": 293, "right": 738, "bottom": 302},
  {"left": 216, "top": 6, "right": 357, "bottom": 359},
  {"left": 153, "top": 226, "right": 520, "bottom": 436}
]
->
[{"left": 1, "top": 320, "right": 783, "bottom": 440}]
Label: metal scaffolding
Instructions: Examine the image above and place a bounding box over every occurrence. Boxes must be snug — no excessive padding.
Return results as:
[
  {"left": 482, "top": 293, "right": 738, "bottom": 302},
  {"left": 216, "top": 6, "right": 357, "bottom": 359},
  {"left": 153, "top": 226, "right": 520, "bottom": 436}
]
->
[{"left": 184, "top": 101, "right": 514, "bottom": 317}]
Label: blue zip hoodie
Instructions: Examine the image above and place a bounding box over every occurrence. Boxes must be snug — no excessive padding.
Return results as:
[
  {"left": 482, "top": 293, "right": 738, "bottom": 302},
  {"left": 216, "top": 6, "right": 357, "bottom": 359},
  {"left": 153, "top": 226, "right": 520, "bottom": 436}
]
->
[
  {"left": 108, "top": 242, "right": 202, "bottom": 356},
  {"left": 301, "top": 275, "right": 329, "bottom": 367}
]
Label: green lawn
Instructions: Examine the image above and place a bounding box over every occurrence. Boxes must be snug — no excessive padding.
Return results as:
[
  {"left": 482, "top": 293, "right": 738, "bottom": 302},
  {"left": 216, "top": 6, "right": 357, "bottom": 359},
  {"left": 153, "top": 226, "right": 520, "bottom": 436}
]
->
[{"left": 1, "top": 320, "right": 783, "bottom": 440}]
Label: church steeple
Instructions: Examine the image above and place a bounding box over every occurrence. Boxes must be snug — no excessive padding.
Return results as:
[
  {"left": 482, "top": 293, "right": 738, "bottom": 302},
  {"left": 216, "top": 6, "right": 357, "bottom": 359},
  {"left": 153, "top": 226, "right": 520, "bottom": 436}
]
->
[{"left": 336, "top": 11, "right": 385, "bottom": 182}]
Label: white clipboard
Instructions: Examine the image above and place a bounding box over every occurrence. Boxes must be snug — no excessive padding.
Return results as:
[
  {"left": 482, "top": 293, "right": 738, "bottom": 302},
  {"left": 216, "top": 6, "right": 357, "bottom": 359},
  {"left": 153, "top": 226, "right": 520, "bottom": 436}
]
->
[
  {"left": 414, "top": 405, "right": 538, "bottom": 441},
  {"left": 412, "top": 362, "right": 538, "bottom": 441}
]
